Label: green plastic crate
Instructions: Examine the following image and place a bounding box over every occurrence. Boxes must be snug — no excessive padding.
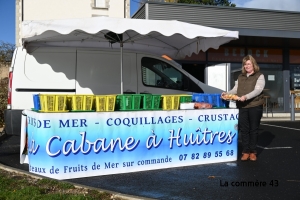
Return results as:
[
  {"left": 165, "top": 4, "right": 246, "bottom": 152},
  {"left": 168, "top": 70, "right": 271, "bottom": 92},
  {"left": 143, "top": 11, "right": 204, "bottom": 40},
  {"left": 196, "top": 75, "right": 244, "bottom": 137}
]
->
[
  {"left": 141, "top": 94, "right": 153, "bottom": 110},
  {"left": 151, "top": 95, "right": 161, "bottom": 110},
  {"left": 117, "top": 94, "right": 133, "bottom": 110},
  {"left": 132, "top": 94, "right": 142, "bottom": 110},
  {"left": 116, "top": 94, "right": 142, "bottom": 111},
  {"left": 179, "top": 95, "right": 192, "bottom": 103}
]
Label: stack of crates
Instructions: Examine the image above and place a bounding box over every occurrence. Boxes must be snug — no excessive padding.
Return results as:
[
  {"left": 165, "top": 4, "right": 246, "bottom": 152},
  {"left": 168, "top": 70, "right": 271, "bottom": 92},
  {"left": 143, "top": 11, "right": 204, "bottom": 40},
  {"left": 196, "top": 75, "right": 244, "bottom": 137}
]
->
[
  {"left": 161, "top": 95, "right": 180, "bottom": 110},
  {"left": 140, "top": 94, "right": 162, "bottom": 110},
  {"left": 192, "top": 93, "right": 207, "bottom": 103},
  {"left": 116, "top": 94, "right": 131, "bottom": 111},
  {"left": 67, "top": 95, "right": 94, "bottom": 111},
  {"left": 211, "top": 94, "right": 221, "bottom": 108},
  {"left": 84, "top": 95, "right": 94, "bottom": 111},
  {"left": 116, "top": 94, "right": 142, "bottom": 111},
  {"left": 140, "top": 94, "right": 152, "bottom": 110},
  {"left": 179, "top": 94, "right": 192, "bottom": 103},
  {"left": 192, "top": 93, "right": 227, "bottom": 108},
  {"left": 151, "top": 94, "right": 162, "bottom": 110},
  {"left": 132, "top": 94, "right": 142, "bottom": 110},
  {"left": 94, "top": 95, "right": 116, "bottom": 112},
  {"left": 39, "top": 94, "right": 67, "bottom": 112},
  {"left": 33, "top": 94, "right": 41, "bottom": 111}
]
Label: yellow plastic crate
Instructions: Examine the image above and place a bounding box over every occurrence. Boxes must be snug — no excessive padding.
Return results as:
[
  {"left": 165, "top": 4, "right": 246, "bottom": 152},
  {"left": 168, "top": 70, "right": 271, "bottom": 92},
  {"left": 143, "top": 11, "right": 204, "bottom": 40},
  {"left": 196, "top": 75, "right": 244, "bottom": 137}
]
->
[
  {"left": 68, "top": 95, "right": 84, "bottom": 111},
  {"left": 173, "top": 95, "right": 180, "bottom": 110},
  {"left": 67, "top": 95, "right": 94, "bottom": 111},
  {"left": 39, "top": 94, "right": 67, "bottom": 112},
  {"left": 55, "top": 95, "right": 67, "bottom": 111},
  {"left": 161, "top": 95, "right": 180, "bottom": 110},
  {"left": 39, "top": 94, "right": 55, "bottom": 112},
  {"left": 95, "top": 95, "right": 116, "bottom": 112},
  {"left": 94, "top": 96, "right": 106, "bottom": 111},
  {"left": 83, "top": 95, "right": 94, "bottom": 110}
]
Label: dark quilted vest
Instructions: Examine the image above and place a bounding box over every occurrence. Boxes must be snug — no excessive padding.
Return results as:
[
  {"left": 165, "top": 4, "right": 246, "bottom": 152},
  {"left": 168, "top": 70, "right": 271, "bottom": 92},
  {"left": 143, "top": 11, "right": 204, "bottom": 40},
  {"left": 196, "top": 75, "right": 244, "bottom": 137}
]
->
[{"left": 236, "top": 72, "right": 264, "bottom": 108}]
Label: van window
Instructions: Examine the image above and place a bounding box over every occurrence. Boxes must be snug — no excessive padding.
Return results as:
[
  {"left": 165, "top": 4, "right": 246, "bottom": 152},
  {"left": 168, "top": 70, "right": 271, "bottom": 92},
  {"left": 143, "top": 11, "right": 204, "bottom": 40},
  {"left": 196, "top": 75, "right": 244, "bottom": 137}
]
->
[{"left": 141, "top": 57, "right": 203, "bottom": 92}]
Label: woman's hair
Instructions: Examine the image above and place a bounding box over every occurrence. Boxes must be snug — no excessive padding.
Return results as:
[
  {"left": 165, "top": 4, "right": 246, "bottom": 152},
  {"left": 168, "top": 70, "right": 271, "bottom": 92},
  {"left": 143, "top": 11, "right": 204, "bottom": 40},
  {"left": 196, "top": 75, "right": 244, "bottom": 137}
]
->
[{"left": 241, "top": 55, "right": 260, "bottom": 74}]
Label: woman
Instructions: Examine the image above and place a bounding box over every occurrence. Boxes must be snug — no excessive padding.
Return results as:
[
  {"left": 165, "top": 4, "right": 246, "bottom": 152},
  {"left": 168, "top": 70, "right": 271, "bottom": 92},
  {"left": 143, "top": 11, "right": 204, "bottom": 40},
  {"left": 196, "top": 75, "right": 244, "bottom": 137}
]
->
[{"left": 222, "top": 55, "right": 265, "bottom": 161}]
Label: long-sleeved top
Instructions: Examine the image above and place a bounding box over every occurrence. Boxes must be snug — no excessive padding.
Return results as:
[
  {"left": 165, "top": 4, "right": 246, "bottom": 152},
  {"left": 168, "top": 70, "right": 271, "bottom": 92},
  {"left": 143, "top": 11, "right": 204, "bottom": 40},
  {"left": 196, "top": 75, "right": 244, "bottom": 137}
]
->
[{"left": 227, "top": 74, "right": 265, "bottom": 100}]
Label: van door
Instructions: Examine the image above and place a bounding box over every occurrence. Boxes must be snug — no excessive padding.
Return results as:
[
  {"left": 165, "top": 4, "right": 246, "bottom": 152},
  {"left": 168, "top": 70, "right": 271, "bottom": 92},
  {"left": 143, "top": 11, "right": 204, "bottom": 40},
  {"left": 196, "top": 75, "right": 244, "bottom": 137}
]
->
[
  {"left": 136, "top": 54, "right": 203, "bottom": 94},
  {"left": 76, "top": 50, "right": 137, "bottom": 94},
  {"left": 13, "top": 47, "right": 76, "bottom": 109}
]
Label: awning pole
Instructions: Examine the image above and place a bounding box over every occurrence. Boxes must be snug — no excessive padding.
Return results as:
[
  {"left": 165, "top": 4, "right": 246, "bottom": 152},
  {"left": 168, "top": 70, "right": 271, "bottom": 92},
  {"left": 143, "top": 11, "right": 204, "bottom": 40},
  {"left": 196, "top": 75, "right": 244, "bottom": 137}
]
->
[{"left": 120, "top": 42, "right": 123, "bottom": 94}]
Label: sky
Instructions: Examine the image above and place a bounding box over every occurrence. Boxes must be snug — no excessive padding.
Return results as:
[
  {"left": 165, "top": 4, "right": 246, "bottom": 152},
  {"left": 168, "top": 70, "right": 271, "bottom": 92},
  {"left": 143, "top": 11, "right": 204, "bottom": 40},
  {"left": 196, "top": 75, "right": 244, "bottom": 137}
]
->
[
  {"left": 0, "top": 0, "right": 15, "bottom": 44},
  {"left": 1, "top": 0, "right": 300, "bottom": 45}
]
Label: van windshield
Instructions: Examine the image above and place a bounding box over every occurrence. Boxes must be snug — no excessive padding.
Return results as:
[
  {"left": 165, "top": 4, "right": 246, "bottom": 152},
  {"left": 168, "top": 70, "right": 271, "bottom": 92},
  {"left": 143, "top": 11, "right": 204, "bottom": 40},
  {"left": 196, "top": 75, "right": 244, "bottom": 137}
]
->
[{"left": 141, "top": 57, "right": 203, "bottom": 93}]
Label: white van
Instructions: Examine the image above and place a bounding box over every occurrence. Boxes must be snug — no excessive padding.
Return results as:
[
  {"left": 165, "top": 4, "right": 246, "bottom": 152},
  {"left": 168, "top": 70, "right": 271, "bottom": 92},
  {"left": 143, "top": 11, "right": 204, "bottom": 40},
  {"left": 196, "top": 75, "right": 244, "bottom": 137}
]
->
[{"left": 4, "top": 46, "right": 222, "bottom": 135}]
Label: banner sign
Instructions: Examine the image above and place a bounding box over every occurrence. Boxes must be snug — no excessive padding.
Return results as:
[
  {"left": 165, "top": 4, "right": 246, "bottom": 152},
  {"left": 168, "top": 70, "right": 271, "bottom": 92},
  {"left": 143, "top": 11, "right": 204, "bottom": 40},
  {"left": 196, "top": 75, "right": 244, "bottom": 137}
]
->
[
  {"left": 208, "top": 47, "right": 282, "bottom": 63},
  {"left": 290, "top": 65, "right": 300, "bottom": 90},
  {"left": 22, "top": 109, "right": 238, "bottom": 180}
]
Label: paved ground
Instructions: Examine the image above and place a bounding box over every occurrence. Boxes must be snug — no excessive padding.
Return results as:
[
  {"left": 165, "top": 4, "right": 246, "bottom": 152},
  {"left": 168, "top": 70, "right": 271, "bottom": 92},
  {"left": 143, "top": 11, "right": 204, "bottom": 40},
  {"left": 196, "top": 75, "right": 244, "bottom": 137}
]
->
[{"left": 1, "top": 119, "right": 300, "bottom": 199}]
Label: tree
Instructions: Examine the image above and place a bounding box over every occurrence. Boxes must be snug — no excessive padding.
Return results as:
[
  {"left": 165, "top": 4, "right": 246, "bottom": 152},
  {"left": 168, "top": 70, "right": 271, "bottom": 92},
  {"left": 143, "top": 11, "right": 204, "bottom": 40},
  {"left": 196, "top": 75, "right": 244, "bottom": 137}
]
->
[
  {"left": 0, "top": 41, "right": 15, "bottom": 64},
  {"left": 178, "top": 0, "right": 236, "bottom": 6},
  {"left": 0, "top": 41, "right": 14, "bottom": 128},
  {"left": 138, "top": 0, "right": 236, "bottom": 7}
]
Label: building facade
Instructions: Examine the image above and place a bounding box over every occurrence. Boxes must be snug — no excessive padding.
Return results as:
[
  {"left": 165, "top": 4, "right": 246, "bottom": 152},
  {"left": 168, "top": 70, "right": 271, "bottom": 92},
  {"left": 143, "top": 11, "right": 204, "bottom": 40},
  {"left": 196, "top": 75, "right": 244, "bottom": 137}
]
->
[
  {"left": 132, "top": 2, "right": 300, "bottom": 113},
  {"left": 15, "top": 0, "right": 130, "bottom": 46}
]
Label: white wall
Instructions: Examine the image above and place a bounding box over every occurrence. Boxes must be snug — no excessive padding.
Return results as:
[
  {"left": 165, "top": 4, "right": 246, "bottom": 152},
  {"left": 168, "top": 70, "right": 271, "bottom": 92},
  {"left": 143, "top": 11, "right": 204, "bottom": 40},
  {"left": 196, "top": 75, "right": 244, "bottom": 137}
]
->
[{"left": 16, "top": 0, "right": 130, "bottom": 46}]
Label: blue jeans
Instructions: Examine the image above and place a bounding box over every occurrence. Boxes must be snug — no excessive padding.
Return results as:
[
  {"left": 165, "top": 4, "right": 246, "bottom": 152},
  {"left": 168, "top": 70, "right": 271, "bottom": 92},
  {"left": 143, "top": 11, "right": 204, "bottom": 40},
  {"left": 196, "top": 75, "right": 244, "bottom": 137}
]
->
[{"left": 238, "top": 105, "right": 263, "bottom": 154}]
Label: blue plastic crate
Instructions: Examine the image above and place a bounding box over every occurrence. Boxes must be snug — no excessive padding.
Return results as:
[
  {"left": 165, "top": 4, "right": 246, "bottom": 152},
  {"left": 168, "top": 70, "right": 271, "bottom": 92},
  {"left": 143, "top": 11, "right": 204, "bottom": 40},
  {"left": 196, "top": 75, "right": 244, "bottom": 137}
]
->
[
  {"left": 192, "top": 93, "right": 205, "bottom": 102},
  {"left": 33, "top": 94, "right": 41, "bottom": 110}
]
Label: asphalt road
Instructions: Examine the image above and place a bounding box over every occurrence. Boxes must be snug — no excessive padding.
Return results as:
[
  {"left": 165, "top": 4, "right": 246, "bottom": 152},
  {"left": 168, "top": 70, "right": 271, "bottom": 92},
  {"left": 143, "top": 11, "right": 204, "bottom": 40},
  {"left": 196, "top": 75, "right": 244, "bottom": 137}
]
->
[{"left": 1, "top": 120, "right": 300, "bottom": 200}]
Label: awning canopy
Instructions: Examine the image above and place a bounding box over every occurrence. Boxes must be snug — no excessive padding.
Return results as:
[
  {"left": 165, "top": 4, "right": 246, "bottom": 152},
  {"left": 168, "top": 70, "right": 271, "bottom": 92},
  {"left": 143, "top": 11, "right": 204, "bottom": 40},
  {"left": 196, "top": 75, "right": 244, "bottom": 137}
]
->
[{"left": 21, "top": 17, "right": 239, "bottom": 59}]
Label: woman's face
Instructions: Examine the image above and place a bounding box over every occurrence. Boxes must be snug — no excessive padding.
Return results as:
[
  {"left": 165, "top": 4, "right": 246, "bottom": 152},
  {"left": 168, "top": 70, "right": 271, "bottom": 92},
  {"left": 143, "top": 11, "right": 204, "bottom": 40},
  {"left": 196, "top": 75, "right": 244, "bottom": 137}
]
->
[{"left": 244, "top": 60, "right": 254, "bottom": 74}]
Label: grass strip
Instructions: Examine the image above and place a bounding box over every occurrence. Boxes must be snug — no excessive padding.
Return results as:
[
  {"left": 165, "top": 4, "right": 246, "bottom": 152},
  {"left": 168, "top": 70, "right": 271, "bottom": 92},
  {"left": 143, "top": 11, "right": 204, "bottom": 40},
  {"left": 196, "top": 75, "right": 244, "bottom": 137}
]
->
[{"left": 0, "top": 168, "right": 123, "bottom": 200}]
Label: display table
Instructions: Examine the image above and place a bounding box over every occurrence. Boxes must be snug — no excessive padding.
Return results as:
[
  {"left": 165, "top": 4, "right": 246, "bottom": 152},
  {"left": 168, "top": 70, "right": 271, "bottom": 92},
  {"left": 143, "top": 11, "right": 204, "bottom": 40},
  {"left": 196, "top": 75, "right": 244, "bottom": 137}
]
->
[{"left": 20, "top": 109, "right": 238, "bottom": 180}]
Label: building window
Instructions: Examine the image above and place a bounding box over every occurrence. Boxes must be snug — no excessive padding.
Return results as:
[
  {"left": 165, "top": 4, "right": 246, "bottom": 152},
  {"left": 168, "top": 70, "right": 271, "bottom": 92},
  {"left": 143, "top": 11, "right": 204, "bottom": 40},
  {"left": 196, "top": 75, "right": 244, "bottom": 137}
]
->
[{"left": 94, "top": 0, "right": 107, "bottom": 8}]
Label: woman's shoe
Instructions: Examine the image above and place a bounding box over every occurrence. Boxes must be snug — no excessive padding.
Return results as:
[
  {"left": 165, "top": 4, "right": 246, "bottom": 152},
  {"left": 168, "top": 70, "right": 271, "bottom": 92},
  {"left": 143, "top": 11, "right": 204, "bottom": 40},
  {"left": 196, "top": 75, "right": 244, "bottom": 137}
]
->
[
  {"left": 241, "top": 153, "right": 250, "bottom": 161},
  {"left": 249, "top": 153, "right": 257, "bottom": 161}
]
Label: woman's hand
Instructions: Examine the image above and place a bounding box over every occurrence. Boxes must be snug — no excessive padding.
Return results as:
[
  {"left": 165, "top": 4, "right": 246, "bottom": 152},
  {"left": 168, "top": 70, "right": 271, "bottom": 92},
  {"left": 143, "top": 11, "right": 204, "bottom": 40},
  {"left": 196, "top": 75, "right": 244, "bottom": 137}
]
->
[
  {"left": 239, "top": 95, "right": 247, "bottom": 102},
  {"left": 221, "top": 92, "right": 227, "bottom": 99}
]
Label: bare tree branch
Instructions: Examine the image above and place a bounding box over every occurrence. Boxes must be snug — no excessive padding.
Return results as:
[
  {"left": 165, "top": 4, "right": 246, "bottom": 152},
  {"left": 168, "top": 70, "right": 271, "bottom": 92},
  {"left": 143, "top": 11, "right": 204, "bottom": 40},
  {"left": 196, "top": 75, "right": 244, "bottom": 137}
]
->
[
  {"left": 0, "top": 41, "right": 15, "bottom": 64},
  {"left": 137, "top": 0, "right": 235, "bottom": 7}
]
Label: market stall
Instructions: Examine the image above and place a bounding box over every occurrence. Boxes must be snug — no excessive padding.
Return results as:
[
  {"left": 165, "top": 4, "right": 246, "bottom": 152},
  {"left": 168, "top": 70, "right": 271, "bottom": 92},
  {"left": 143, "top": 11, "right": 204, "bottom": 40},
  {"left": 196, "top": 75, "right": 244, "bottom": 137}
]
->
[
  {"left": 20, "top": 107, "right": 238, "bottom": 180},
  {"left": 18, "top": 17, "right": 239, "bottom": 180}
]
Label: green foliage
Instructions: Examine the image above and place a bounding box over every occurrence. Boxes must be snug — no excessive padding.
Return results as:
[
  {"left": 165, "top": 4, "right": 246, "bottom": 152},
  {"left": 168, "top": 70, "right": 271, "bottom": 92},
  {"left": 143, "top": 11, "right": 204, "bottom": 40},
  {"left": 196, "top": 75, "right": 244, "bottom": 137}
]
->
[
  {"left": 0, "top": 77, "right": 8, "bottom": 128},
  {"left": 0, "top": 41, "right": 14, "bottom": 128},
  {"left": 0, "top": 169, "right": 115, "bottom": 200},
  {"left": 37, "top": 179, "right": 75, "bottom": 189}
]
